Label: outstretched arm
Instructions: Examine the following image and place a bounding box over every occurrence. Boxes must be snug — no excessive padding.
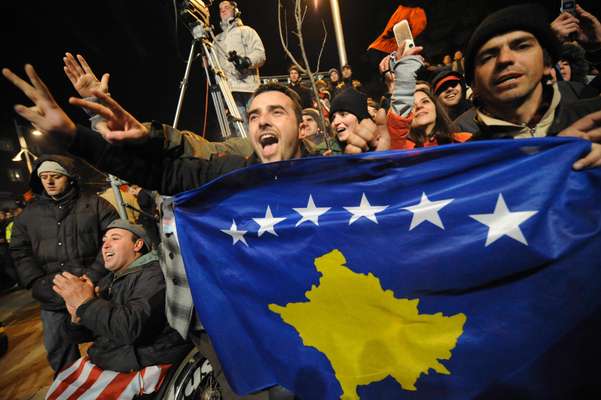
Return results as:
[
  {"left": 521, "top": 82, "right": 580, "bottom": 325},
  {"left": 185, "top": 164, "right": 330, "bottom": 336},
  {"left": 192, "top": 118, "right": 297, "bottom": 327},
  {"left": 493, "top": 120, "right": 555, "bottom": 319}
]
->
[
  {"left": 63, "top": 52, "right": 110, "bottom": 98},
  {"left": 2, "top": 65, "right": 76, "bottom": 140},
  {"left": 388, "top": 44, "right": 424, "bottom": 117},
  {"left": 69, "top": 90, "right": 149, "bottom": 143}
]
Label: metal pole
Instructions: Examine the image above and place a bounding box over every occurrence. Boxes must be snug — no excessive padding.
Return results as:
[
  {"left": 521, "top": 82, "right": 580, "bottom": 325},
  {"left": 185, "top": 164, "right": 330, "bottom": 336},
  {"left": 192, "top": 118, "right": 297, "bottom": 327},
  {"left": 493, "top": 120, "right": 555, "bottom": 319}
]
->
[
  {"left": 173, "top": 40, "right": 198, "bottom": 129},
  {"left": 329, "top": 0, "right": 348, "bottom": 68},
  {"left": 109, "top": 175, "right": 128, "bottom": 220}
]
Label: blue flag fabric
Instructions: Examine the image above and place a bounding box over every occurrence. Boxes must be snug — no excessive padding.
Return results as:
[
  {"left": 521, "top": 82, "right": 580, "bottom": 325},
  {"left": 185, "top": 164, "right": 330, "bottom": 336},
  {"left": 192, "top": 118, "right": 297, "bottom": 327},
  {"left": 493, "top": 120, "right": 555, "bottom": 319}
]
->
[{"left": 174, "top": 138, "right": 601, "bottom": 399}]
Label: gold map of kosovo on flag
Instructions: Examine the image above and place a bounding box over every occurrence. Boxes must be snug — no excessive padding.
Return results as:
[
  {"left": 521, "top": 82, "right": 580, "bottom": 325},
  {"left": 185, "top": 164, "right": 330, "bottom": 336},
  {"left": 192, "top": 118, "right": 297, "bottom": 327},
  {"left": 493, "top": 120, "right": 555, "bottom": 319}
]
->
[{"left": 269, "top": 249, "right": 466, "bottom": 399}]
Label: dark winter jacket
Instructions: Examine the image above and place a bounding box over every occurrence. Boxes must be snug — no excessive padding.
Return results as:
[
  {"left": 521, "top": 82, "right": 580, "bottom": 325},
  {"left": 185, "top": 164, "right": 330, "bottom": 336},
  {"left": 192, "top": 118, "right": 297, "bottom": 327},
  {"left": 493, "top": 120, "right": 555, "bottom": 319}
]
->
[
  {"left": 9, "top": 155, "right": 118, "bottom": 310},
  {"left": 72, "top": 252, "right": 192, "bottom": 372},
  {"left": 68, "top": 124, "right": 260, "bottom": 196},
  {"left": 289, "top": 82, "right": 314, "bottom": 109},
  {"left": 455, "top": 86, "right": 601, "bottom": 139}
]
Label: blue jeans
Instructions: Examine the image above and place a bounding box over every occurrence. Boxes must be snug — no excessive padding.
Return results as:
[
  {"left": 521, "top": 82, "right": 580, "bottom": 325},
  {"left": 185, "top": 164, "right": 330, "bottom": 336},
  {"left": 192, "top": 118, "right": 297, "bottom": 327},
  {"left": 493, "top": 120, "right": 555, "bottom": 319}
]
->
[{"left": 40, "top": 309, "right": 80, "bottom": 373}]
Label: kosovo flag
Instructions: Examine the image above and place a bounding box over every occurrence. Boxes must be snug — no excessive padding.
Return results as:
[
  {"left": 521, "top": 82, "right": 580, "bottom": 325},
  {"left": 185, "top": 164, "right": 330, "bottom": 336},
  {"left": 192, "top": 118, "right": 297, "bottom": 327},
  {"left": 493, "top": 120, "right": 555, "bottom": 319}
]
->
[{"left": 174, "top": 138, "right": 601, "bottom": 399}]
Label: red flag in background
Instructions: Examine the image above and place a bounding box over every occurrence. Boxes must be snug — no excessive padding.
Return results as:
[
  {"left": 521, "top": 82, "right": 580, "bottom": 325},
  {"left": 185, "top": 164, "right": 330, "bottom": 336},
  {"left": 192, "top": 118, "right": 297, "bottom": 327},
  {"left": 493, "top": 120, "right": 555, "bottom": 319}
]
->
[{"left": 368, "top": 4, "right": 427, "bottom": 53}]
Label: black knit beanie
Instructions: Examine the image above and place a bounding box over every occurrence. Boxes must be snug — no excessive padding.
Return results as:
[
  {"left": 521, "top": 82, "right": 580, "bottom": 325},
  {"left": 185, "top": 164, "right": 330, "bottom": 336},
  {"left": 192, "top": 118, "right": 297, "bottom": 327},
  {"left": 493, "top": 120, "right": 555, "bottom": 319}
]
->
[
  {"left": 464, "top": 4, "right": 561, "bottom": 84},
  {"left": 329, "top": 88, "right": 369, "bottom": 122}
]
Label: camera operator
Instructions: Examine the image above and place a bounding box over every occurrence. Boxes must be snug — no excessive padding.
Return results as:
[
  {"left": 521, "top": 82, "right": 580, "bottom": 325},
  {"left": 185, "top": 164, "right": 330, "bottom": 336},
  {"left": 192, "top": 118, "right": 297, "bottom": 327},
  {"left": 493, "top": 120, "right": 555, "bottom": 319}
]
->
[{"left": 215, "top": 0, "right": 266, "bottom": 127}]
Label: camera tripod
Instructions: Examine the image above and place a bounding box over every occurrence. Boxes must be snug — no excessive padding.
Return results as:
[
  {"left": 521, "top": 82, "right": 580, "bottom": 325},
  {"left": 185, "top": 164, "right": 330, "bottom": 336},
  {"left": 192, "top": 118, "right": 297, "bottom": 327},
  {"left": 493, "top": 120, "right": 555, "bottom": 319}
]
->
[{"left": 173, "top": 13, "right": 247, "bottom": 138}]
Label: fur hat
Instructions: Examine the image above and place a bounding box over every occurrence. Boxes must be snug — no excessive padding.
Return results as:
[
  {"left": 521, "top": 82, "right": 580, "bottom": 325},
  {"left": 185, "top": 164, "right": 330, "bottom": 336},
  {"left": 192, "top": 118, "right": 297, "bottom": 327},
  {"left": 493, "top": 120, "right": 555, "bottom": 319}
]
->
[
  {"left": 464, "top": 4, "right": 561, "bottom": 84},
  {"left": 329, "top": 88, "right": 369, "bottom": 122}
]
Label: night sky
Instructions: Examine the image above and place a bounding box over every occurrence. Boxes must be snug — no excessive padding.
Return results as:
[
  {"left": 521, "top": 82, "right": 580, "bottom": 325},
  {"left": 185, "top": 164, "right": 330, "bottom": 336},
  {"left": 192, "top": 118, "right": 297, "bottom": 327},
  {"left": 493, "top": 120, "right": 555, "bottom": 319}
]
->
[{"left": 1, "top": 0, "right": 600, "bottom": 195}]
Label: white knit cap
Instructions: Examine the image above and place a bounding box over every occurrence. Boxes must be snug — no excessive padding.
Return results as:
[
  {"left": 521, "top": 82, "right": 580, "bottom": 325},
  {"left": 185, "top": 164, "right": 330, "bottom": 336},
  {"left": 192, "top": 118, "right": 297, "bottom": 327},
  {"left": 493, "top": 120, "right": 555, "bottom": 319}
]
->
[{"left": 37, "top": 161, "right": 70, "bottom": 177}]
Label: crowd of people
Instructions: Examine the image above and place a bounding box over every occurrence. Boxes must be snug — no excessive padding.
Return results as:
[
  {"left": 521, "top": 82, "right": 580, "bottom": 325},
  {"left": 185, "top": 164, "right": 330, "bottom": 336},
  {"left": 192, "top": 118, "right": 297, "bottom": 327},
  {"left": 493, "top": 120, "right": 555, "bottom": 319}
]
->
[{"left": 2, "top": 1, "right": 601, "bottom": 399}]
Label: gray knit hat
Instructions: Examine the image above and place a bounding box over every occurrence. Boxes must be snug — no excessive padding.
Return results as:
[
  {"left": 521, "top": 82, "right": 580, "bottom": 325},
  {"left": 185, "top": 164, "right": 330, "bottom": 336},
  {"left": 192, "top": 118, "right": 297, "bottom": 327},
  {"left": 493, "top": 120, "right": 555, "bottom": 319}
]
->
[
  {"left": 105, "top": 219, "right": 150, "bottom": 250},
  {"left": 302, "top": 108, "right": 321, "bottom": 122},
  {"left": 37, "top": 161, "right": 71, "bottom": 177}
]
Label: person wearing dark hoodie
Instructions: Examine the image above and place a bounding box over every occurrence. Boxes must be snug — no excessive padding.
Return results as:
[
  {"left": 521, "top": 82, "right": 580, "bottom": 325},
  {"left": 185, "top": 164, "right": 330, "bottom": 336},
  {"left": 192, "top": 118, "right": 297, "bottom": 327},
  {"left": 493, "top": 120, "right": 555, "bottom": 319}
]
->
[
  {"left": 48, "top": 220, "right": 192, "bottom": 399},
  {"left": 9, "top": 155, "right": 118, "bottom": 374}
]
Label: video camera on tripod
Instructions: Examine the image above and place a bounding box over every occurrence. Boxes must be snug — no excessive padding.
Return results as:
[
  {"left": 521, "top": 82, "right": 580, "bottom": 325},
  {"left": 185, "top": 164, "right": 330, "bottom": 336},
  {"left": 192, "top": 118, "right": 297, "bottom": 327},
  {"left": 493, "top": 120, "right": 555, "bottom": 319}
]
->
[
  {"left": 177, "top": 0, "right": 210, "bottom": 31},
  {"left": 172, "top": 0, "right": 247, "bottom": 138}
]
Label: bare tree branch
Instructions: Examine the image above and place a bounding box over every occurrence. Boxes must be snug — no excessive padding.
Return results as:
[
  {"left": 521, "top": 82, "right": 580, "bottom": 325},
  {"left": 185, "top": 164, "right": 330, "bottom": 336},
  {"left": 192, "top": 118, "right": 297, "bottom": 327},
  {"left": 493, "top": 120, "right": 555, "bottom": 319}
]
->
[
  {"left": 283, "top": 6, "right": 288, "bottom": 48},
  {"left": 315, "top": 19, "right": 328, "bottom": 73},
  {"left": 277, "top": 0, "right": 331, "bottom": 151},
  {"left": 301, "top": 4, "right": 308, "bottom": 24},
  {"left": 293, "top": 0, "right": 330, "bottom": 149},
  {"left": 277, "top": 0, "right": 305, "bottom": 72}
]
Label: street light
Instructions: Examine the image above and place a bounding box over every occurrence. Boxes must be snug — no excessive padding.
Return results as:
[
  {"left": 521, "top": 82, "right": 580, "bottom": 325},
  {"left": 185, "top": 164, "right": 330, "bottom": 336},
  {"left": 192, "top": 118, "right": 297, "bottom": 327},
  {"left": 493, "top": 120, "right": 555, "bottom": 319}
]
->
[
  {"left": 329, "top": 0, "right": 348, "bottom": 68},
  {"left": 315, "top": 0, "right": 347, "bottom": 68},
  {"left": 31, "top": 129, "right": 43, "bottom": 136}
]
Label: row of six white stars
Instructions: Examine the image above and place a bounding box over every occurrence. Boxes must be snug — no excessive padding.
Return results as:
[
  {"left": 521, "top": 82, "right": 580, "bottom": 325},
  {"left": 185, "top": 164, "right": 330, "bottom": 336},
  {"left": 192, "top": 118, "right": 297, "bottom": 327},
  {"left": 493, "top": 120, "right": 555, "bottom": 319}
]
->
[{"left": 221, "top": 193, "right": 538, "bottom": 248}]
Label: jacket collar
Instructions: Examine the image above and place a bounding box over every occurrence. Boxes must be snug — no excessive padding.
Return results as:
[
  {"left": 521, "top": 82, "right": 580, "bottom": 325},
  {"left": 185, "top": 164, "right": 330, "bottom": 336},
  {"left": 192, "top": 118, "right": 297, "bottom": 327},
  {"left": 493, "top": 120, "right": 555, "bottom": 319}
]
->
[
  {"left": 113, "top": 251, "right": 159, "bottom": 280},
  {"left": 474, "top": 83, "right": 562, "bottom": 139},
  {"left": 39, "top": 185, "right": 79, "bottom": 204},
  {"left": 220, "top": 17, "right": 242, "bottom": 32}
]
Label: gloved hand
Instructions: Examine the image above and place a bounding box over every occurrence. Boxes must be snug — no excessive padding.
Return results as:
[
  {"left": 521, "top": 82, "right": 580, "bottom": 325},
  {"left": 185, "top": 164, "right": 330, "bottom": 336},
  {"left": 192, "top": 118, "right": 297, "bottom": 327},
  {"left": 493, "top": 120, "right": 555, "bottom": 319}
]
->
[{"left": 228, "top": 51, "right": 251, "bottom": 72}]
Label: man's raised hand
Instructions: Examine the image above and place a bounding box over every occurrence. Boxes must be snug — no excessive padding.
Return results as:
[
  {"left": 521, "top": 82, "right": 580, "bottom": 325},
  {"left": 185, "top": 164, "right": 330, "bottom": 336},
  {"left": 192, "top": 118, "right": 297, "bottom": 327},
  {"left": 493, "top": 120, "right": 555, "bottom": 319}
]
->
[
  {"left": 69, "top": 90, "right": 149, "bottom": 143},
  {"left": 344, "top": 109, "right": 391, "bottom": 154},
  {"left": 559, "top": 110, "right": 601, "bottom": 170},
  {"left": 63, "top": 52, "right": 110, "bottom": 98},
  {"left": 3, "top": 64, "right": 76, "bottom": 138},
  {"left": 551, "top": 5, "right": 601, "bottom": 51}
]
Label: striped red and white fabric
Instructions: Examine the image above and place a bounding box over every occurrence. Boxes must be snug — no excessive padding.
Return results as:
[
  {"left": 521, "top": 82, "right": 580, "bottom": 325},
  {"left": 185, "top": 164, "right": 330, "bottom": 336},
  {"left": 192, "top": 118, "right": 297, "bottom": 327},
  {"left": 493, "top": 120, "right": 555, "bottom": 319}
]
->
[{"left": 45, "top": 357, "right": 172, "bottom": 400}]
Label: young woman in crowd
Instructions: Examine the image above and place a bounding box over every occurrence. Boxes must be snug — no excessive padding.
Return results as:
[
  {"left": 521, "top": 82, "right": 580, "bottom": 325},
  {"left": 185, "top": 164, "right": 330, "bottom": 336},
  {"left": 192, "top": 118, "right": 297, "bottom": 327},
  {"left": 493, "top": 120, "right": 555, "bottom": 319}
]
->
[{"left": 384, "top": 44, "right": 471, "bottom": 150}]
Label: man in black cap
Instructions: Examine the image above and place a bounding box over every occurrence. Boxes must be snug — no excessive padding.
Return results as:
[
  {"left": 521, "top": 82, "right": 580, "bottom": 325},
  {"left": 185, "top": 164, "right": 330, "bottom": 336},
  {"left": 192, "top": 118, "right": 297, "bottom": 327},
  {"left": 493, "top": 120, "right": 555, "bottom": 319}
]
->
[{"left": 456, "top": 3, "right": 601, "bottom": 157}]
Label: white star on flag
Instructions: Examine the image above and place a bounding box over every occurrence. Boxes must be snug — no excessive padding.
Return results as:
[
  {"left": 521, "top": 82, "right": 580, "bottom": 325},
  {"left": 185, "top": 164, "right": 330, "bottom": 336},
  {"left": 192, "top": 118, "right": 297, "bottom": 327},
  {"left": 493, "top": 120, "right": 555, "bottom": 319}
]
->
[
  {"left": 253, "top": 206, "right": 286, "bottom": 237},
  {"left": 403, "top": 192, "right": 454, "bottom": 230},
  {"left": 344, "top": 193, "right": 389, "bottom": 225},
  {"left": 220, "top": 219, "right": 248, "bottom": 246},
  {"left": 293, "top": 195, "right": 331, "bottom": 227},
  {"left": 470, "top": 194, "right": 538, "bottom": 247}
]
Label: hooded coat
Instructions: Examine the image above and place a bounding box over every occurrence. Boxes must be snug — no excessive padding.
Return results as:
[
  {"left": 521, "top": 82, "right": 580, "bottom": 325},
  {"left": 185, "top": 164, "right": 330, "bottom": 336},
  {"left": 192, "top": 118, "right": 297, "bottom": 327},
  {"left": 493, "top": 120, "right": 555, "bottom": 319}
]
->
[
  {"left": 214, "top": 17, "right": 266, "bottom": 93},
  {"left": 9, "top": 155, "right": 118, "bottom": 310}
]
